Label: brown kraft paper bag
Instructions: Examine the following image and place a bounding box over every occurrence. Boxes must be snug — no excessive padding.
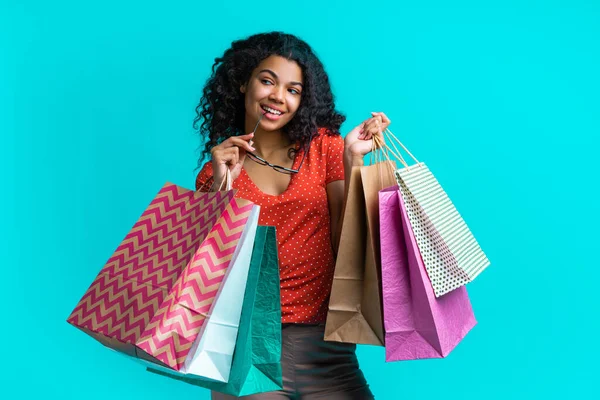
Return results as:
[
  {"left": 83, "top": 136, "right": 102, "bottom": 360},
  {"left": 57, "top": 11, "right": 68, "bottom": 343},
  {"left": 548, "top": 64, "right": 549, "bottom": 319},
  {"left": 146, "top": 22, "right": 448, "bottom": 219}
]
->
[{"left": 324, "top": 161, "right": 396, "bottom": 345}]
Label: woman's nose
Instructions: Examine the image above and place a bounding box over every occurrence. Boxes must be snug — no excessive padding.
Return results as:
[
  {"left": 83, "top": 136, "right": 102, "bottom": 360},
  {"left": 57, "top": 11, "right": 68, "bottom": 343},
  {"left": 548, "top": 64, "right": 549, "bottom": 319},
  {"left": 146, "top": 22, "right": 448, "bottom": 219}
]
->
[{"left": 268, "top": 85, "right": 285, "bottom": 103}]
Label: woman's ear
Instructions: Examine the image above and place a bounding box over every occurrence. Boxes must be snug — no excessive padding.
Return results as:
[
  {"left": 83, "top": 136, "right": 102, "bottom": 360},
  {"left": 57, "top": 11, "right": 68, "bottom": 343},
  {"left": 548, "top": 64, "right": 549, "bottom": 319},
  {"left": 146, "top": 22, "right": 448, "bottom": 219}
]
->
[{"left": 240, "top": 84, "right": 246, "bottom": 94}]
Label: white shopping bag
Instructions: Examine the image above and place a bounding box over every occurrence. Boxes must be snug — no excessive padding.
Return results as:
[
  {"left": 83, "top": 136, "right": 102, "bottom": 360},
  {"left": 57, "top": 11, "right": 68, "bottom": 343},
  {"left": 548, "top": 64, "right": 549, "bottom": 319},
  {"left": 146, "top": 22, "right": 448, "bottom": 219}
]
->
[
  {"left": 182, "top": 204, "right": 260, "bottom": 381},
  {"left": 118, "top": 204, "right": 261, "bottom": 383}
]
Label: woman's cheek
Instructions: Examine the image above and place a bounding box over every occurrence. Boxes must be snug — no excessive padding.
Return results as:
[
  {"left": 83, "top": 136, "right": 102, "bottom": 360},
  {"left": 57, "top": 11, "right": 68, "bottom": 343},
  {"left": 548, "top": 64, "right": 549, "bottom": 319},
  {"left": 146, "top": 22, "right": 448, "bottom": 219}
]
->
[{"left": 289, "top": 96, "right": 301, "bottom": 114}]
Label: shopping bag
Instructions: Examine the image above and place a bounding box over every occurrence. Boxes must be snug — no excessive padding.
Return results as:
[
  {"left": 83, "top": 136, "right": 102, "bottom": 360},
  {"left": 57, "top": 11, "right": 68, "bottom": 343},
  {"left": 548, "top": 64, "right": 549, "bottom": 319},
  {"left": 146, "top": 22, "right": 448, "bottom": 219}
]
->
[
  {"left": 67, "top": 181, "right": 257, "bottom": 373},
  {"left": 324, "top": 157, "right": 396, "bottom": 346},
  {"left": 146, "top": 226, "right": 283, "bottom": 397},
  {"left": 183, "top": 203, "right": 260, "bottom": 382},
  {"left": 386, "top": 130, "right": 490, "bottom": 297},
  {"left": 380, "top": 186, "right": 476, "bottom": 360}
]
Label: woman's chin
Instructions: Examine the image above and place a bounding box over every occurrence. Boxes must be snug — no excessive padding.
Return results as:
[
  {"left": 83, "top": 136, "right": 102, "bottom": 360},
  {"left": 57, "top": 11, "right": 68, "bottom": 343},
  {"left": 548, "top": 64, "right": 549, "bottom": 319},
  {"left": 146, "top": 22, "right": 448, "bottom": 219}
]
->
[{"left": 260, "top": 118, "right": 289, "bottom": 131}]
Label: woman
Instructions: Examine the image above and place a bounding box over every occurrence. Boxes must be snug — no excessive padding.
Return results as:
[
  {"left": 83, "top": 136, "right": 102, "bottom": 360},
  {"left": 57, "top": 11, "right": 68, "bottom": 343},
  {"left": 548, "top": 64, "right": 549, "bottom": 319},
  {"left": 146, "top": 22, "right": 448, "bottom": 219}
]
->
[{"left": 194, "top": 32, "right": 390, "bottom": 399}]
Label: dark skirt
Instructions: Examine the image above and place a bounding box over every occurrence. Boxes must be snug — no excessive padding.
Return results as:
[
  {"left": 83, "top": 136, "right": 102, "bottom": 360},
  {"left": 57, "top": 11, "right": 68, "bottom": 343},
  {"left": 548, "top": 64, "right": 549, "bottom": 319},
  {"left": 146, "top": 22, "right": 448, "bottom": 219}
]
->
[{"left": 212, "top": 323, "right": 374, "bottom": 399}]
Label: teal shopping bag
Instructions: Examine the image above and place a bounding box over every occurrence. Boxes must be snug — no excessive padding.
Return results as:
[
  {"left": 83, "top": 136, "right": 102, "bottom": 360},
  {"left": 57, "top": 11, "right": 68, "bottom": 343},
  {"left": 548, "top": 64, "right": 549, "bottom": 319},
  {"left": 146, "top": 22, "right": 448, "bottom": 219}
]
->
[{"left": 146, "top": 226, "right": 283, "bottom": 397}]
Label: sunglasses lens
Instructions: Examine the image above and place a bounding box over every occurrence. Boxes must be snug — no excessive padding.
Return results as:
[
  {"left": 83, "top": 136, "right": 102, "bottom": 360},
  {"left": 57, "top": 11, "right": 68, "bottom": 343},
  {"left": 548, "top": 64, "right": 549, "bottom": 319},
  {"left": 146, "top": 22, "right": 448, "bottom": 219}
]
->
[
  {"left": 273, "top": 166, "right": 295, "bottom": 174},
  {"left": 247, "top": 146, "right": 302, "bottom": 175},
  {"left": 247, "top": 152, "right": 269, "bottom": 166}
]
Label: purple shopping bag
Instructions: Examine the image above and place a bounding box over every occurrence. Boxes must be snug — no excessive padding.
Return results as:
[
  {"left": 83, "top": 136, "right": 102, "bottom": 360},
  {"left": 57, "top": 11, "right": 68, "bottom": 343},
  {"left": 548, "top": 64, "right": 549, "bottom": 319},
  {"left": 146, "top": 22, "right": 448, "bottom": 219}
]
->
[{"left": 379, "top": 186, "right": 477, "bottom": 361}]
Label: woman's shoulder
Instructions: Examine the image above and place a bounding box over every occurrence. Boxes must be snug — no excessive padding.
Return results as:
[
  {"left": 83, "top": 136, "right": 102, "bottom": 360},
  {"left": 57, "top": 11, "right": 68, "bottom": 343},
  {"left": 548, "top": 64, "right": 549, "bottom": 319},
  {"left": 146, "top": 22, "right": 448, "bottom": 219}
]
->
[
  {"left": 195, "top": 161, "right": 214, "bottom": 191},
  {"left": 313, "top": 127, "right": 344, "bottom": 147},
  {"left": 316, "top": 126, "right": 342, "bottom": 138},
  {"left": 307, "top": 128, "right": 344, "bottom": 171},
  {"left": 199, "top": 160, "right": 213, "bottom": 172}
]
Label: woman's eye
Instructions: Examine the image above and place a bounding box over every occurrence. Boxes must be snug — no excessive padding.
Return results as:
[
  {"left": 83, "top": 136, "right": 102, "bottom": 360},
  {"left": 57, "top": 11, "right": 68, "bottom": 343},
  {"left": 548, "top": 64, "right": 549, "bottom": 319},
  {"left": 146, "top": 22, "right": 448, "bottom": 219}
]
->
[
  {"left": 289, "top": 88, "right": 300, "bottom": 95},
  {"left": 261, "top": 79, "right": 273, "bottom": 85}
]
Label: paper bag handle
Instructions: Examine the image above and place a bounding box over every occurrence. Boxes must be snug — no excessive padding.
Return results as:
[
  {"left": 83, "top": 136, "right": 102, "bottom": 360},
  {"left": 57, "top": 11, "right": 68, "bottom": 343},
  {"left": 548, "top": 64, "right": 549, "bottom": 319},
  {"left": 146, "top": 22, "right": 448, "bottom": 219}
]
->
[
  {"left": 382, "top": 128, "right": 421, "bottom": 167},
  {"left": 217, "top": 168, "right": 233, "bottom": 191},
  {"left": 196, "top": 167, "right": 233, "bottom": 193}
]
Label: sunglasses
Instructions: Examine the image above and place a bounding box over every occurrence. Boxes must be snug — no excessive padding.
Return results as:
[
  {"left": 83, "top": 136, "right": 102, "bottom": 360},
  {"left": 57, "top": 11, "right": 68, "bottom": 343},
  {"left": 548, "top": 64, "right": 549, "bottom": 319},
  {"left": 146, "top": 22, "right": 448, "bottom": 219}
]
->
[{"left": 245, "top": 114, "right": 308, "bottom": 174}]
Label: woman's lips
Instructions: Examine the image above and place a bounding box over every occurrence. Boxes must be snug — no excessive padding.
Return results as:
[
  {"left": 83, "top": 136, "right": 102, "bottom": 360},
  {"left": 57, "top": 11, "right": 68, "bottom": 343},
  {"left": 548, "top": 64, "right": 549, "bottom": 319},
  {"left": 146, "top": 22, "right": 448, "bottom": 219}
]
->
[
  {"left": 262, "top": 111, "right": 283, "bottom": 121},
  {"left": 261, "top": 106, "right": 284, "bottom": 121}
]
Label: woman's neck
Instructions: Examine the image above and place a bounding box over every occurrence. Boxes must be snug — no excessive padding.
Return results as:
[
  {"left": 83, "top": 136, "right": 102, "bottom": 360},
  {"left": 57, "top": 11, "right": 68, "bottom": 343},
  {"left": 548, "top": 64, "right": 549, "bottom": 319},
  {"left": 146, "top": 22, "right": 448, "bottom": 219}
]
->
[{"left": 245, "top": 121, "right": 292, "bottom": 157}]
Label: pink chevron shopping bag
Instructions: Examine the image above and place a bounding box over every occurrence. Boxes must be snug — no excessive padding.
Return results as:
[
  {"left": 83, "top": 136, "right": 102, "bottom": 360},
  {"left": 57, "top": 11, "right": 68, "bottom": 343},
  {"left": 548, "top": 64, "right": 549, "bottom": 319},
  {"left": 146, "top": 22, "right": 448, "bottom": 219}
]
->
[
  {"left": 379, "top": 186, "right": 476, "bottom": 361},
  {"left": 67, "top": 182, "right": 257, "bottom": 373}
]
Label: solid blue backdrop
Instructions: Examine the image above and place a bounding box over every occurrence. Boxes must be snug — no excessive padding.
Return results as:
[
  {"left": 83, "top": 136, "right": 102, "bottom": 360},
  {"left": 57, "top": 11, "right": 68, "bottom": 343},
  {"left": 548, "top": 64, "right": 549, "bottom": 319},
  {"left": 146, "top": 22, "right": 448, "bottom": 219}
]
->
[{"left": 2, "top": 0, "right": 598, "bottom": 398}]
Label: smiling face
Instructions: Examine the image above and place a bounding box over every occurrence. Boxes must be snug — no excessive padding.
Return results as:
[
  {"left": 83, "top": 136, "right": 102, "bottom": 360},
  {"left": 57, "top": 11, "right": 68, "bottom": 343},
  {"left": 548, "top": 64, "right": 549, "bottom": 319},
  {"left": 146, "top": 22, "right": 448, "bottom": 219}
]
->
[{"left": 242, "top": 55, "right": 304, "bottom": 133}]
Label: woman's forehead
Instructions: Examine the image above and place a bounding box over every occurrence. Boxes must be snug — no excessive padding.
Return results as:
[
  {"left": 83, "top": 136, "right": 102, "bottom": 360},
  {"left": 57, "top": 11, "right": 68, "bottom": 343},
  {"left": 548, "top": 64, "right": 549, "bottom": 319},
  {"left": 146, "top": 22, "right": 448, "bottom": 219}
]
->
[{"left": 255, "top": 55, "right": 303, "bottom": 84}]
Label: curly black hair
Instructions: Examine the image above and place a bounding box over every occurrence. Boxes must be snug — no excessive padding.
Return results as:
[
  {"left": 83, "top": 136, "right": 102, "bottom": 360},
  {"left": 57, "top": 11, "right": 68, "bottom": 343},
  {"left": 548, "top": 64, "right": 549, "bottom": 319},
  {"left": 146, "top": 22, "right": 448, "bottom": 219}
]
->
[{"left": 194, "top": 31, "right": 345, "bottom": 166}]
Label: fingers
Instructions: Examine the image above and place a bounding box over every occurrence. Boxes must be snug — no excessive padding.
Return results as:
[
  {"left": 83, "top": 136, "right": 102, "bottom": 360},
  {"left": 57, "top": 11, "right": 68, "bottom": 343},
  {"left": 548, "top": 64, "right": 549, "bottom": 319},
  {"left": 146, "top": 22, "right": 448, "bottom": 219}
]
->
[
  {"left": 358, "top": 112, "right": 392, "bottom": 141},
  {"left": 210, "top": 133, "right": 257, "bottom": 187},
  {"left": 371, "top": 111, "right": 391, "bottom": 125},
  {"left": 225, "top": 135, "right": 256, "bottom": 153},
  {"left": 236, "top": 132, "right": 255, "bottom": 141},
  {"left": 360, "top": 117, "right": 383, "bottom": 140},
  {"left": 238, "top": 147, "right": 247, "bottom": 167},
  {"left": 211, "top": 134, "right": 255, "bottom": 163},
  {"left": 231, "top": 147, "right": 240, "bottom": 166},
  {"left": 371, "top": 111, "right": 391, "bottom": 130},
  {"left": 211, "top": 133, "right": 255, "bottom": 153},
  {"left": 212, "top": 144, "right": 241, "bottom": 166},
  {"left": 222, "top": 147, "right": 240, "bottom": 165}
]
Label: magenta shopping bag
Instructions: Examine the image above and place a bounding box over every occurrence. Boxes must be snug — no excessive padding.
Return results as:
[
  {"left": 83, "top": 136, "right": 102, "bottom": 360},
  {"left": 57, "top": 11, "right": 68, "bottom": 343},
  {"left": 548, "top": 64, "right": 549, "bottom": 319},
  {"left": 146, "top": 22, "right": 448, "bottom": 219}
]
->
[{"left": 379, "top": 186, "right": 477, "bottom": 361}]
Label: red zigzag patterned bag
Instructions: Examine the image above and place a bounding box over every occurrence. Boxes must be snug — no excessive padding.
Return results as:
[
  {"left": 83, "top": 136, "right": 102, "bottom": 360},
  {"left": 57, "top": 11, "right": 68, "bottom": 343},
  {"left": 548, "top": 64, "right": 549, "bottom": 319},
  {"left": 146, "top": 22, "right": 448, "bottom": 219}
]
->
[{"left": 67, "top": 182, "right": 255, "bottom": 371}]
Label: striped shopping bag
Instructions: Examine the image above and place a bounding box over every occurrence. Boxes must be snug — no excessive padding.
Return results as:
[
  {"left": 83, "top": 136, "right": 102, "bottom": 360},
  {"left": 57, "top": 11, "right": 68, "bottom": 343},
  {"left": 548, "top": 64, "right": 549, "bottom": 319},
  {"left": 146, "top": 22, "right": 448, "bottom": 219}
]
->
[{"left": 382, "top": 130, "right": 490, "bottom": 297}]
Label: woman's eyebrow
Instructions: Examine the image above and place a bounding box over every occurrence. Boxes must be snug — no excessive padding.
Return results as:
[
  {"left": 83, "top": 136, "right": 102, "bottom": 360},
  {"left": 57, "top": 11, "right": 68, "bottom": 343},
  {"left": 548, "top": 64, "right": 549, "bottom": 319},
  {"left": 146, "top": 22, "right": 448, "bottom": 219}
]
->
[{"left": 259, "top": 69, "right": 303, "bottom": 87}]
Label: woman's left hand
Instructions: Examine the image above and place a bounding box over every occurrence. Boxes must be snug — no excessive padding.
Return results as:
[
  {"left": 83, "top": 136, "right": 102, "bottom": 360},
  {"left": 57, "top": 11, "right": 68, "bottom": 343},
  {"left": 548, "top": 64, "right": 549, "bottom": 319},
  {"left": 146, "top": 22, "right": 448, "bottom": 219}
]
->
[{"left": 344, "top": 112, "right": 391, "bottom": 156}]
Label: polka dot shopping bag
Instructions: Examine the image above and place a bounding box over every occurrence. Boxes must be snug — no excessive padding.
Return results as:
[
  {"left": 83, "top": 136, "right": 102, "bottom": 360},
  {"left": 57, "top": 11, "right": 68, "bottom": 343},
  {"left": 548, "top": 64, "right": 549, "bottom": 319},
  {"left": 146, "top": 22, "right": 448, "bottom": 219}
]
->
[{"left": 381, "top": 130, "right": 490, "bottom": 297}]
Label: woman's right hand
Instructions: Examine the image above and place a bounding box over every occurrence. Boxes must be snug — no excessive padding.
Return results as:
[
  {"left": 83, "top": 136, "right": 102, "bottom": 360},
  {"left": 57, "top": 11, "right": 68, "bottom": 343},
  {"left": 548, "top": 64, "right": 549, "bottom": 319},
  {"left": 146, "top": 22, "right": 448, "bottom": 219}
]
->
[{"left": 210, "top": 132, "right": 256, "bottom": 189}]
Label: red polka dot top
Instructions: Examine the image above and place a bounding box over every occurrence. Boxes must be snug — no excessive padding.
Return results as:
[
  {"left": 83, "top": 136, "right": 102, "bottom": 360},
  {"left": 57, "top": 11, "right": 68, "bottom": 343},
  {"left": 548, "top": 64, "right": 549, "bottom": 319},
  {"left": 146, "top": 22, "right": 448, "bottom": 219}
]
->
[{"left": 195, "top": 128, "right": 345, "bottom": 324}]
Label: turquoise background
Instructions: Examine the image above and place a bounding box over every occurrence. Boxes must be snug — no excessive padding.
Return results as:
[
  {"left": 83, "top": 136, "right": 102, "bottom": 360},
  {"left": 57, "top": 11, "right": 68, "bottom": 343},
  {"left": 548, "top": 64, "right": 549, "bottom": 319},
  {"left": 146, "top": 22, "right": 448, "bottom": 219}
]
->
[{"left": 2, "top": 0, "right": 598, "bottom": 398}]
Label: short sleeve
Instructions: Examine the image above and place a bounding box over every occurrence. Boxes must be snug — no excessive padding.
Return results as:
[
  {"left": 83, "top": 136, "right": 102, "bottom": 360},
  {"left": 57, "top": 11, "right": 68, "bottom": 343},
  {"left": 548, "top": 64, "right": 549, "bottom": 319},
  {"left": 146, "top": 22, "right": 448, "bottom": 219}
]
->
[
  {"left": 325, "top": 133, "right": 345, "bottom": 184},
  {"left": 195, "top": 162, "right": 214, "bottom": 192}
]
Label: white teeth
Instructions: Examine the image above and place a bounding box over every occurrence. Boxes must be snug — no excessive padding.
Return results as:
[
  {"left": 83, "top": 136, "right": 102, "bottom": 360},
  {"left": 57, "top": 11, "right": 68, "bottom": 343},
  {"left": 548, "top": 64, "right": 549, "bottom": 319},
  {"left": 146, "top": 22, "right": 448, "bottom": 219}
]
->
[{"left": 262, "top": 106, "right": 282, "bottom": 115}]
